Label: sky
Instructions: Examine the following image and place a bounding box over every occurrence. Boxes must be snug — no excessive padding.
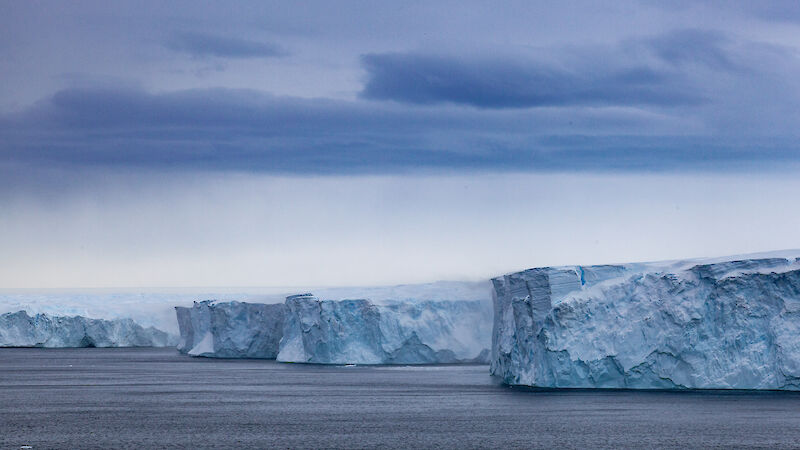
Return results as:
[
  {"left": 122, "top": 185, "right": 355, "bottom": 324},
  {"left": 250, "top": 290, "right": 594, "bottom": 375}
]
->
[{"left": 1, "top": 1, "right": 800, "bottom": 289}]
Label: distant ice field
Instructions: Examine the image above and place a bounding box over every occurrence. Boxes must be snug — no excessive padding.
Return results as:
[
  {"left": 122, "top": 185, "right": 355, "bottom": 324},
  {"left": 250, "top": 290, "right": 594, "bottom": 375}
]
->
[
  {"left": 0, "top": 281, "right": 492, "bottom": 334},
  {"left": 2, "top": 249, "right": 798, "bottom": 335}
]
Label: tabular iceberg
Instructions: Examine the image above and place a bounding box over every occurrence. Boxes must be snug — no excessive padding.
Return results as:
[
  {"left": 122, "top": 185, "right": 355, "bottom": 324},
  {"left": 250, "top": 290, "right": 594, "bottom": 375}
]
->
[
  {"left": 0, "top": 310, "right": 177, "bottom": 348},
  {"left": 175, "top": 300, "right": 286, "bottom": 358},
  {"left": 174, "top": 294, "right": 492, "bottom": 364},
  {"left": 491, "top": 251, "right": 800, "bottom": 389},
  {"left": 277, "top": 294, "right": 491, "bottom": 364}
]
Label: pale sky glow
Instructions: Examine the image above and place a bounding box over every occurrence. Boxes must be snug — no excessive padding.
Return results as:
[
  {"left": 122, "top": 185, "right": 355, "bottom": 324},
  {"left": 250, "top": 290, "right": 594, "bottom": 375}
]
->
[
  {"left": 2, "top": 169, "right": 799, "bottom": 288},
  {"left": 2, "top": 1, "right": 800, "bottom": 288}
]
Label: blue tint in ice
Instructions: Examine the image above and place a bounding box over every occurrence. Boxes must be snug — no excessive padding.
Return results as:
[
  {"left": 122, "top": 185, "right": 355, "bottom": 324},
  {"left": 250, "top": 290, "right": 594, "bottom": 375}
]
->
[
  {"left": 278, "top": 295, "right": 491, "bottom": 364},
  {"left": 175, "top": 301, "right": 286, "bottom": 358},
  {"left": 491, "top": 250, "right": 800, "bottom": 389},
  {"left": 174, "top": 294, "right": 492, "bottom": 364},
  {"left": 0, "top": 310, "right": 176, "bottom": 347}
]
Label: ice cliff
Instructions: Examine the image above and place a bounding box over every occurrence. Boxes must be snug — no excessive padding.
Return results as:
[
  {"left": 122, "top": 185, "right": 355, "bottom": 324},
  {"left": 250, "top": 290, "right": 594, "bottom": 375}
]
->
[
  {"left": 491, "top": 251, "right": 800, "bottom": 390},
  {"left": 0, "top": 281, "right": 490, "bottom": 336},
  {"left": 0, "top": 311, "right": 177, "bottom": 347},
  {"left": 175, "top": 301, "right": 287, "bottom": 358},
  {"left": 175, "top": 295, "right": 491, "bottom": 364},
  {"left": 277, "top": 294, "right": 491, "bottom": 364}
]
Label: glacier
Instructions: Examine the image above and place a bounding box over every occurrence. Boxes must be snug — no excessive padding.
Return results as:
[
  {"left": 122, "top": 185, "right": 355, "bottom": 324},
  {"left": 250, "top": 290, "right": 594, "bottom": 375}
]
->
[
  {"left": 0, "top": 310, "right": 177, "bottom": 348},
  {"left": 277, "top": 294, "right": 491, "bottom": 364},
  {"left": 175, "top": 301, "right": 287, "bottom": 358},
  {"left": 174, "top": 294, "right": 492, "bottom": 364},
  {"left": 491, "top": 251, "right": 800, "bottom": 389},
  {"left": 0, "top": 281, "right": 490, "bottom": 336}
]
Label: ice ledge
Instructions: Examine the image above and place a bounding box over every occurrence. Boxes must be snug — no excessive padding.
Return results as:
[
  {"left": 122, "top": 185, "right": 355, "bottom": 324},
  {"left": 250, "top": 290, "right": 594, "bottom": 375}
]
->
[
  {"left": 491, "top": 250, "right": 800, "bottom": 390},
  {"left": 175, "top": 300, "right": 286, "bottom": 358},
  {"left": 175, "top": 294, "right": 492, "bottom": 365},
  {"left": 0, "top": 310, "right": 177, "bottom": 348},
  {"left": 277, "top": 295, "right": 491, "bottom": 364}
]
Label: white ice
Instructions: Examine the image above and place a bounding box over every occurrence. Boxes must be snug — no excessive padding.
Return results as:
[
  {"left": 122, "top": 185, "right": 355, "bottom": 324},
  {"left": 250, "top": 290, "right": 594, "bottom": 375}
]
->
[
  {"left": 0, "top": 310, "right": 177, "bottom": 348},
  {"left": 491, "top": 250, "right": 800, "bottom": 389}
]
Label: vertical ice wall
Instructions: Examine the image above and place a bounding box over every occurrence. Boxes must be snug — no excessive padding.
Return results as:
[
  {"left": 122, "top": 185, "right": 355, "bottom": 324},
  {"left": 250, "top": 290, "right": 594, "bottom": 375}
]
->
[
  {"left": 175, "top": 300, "right": 287, "bottom": 358},
  {"left": 0, "top": 310, "right": 176, "bottom": 347},
  {"left": 174, "top": 293, "right": 492, "bottom": 364},
  {"left": 491, "top": 253, "right": 800, "bottom": 389}
]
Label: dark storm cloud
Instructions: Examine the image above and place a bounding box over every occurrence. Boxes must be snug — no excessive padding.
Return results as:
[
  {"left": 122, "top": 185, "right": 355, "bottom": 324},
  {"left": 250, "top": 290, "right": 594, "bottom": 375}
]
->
[
  {"left": 165, "top": 32, "right": 287, "bottom": 58},
  {"left": 360, "top": 52, "right": 703, "bottom": 109},
  {"left": 359, "top": 28, "right": 755, "bottom": 109},
  {"left": 1, "top": 10, "right": 800, "bottom": 179},
  {"left": 1, "top": 86, "right": 798, "bottom": 176}
]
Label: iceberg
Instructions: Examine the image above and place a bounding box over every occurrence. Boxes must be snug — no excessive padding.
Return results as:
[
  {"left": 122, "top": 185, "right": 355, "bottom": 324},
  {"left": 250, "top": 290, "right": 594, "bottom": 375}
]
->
[
  {"left": 174, "top": 294, "right": 492, "bottom": 364},
  {"left": 0, "top": 290, "right": 298, "bottom": 336},
  {"left": 277, "top": 294, "right": 491, "bottom": 364},
  {"left": 175, "top": 300, "right": 286, "bottom": 358},
  {"left": 0, "top": 281, "right": 490, "bottom": 336},
  {"left": 491, "top": 251, "right": 800, "bottom": 389},
  {"left": 0, "top": 310, "right": 177, "bottom": 348}
]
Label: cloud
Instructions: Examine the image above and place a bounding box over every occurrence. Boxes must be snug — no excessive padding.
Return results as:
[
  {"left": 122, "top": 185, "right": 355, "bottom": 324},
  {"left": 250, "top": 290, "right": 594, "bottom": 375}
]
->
[
  {"left": 360, "top": 51, "right": 703, "bottom": 109},
  {"left": 165, "top": 32, "right": 287, "bottom": 59},
  {"left": 358, "top": 29, "right": 771, "bottom": 109},
  {"left": 1, "top": 86, "right": 799, "bottom": 178},
  {"left": 641, "top": 29, "right": 740, "bottom": 71},
  {"left": 2, "top": 27, "right": 799, "bottom": 178}
]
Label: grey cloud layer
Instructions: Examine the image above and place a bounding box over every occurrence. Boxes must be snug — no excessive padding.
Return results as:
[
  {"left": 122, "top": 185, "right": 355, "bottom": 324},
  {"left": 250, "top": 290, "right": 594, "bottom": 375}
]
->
[
  {"left": 643, "top": 29, "right": 739, "bottom": 71},
  {"left": 2, "top": 13, "right": 800, "bottom": 175},
  {"left": 360, "top": 55, "right": 698, "bottom": 109},
  {"left": 1, "top": 84, "right": 797, "bottom": 175},
  {"left": 165, "top": 32, "right": 287, "bottom": 59},
  {"left": 359, "top": 29, "right": 753, "bottom": 109}
]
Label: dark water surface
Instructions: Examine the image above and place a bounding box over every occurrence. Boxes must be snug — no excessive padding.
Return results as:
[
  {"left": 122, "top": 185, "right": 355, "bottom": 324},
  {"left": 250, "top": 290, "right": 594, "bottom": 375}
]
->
[{"left": 2, "top": 348, "right": 800, "bottom": 449}]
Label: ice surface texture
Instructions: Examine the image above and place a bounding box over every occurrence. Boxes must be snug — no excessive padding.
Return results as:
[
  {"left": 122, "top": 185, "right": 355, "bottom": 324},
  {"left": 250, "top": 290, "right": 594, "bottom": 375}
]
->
[
  {"left": 491, "top": 252, "right": 800, "bottom": 389},
  {"left": 0, "top": 281, "right": 491, "bottom": 336},
  {"left": 277, "top": 294, "right": 491, "bottom": 364},
  {"left": 175, "top": 301, "right": 287, "bottom": 358},
  {"left": 175, "top": 295, "right": 491, "bottom": 364},
  {"left": 0, "top": 310, "right": 176, "bottom": 347}
]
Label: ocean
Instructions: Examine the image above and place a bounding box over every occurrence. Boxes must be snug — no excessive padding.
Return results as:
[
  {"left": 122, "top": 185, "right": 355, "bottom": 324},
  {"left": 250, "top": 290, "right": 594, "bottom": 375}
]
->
[{"left": 2, "top": 348, "right": 800, "bottom": 449}]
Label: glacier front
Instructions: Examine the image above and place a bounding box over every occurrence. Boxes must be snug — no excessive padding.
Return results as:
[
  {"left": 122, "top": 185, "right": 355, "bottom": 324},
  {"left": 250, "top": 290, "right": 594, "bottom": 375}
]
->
[
  {"left": 491, "top": 251, "right": 800, "bottom": 389},
  {"left": 0, "top": 310, "right": 177, "bottom": 347},
  {"left": 174, "top": 294, "right": 492, "bottom": 364},
  {"left": 175, "top": 300, "right": 287, "bottom": 358},
  {"left": 277, "top": 294, "right": 491, "bottom": 364}
]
